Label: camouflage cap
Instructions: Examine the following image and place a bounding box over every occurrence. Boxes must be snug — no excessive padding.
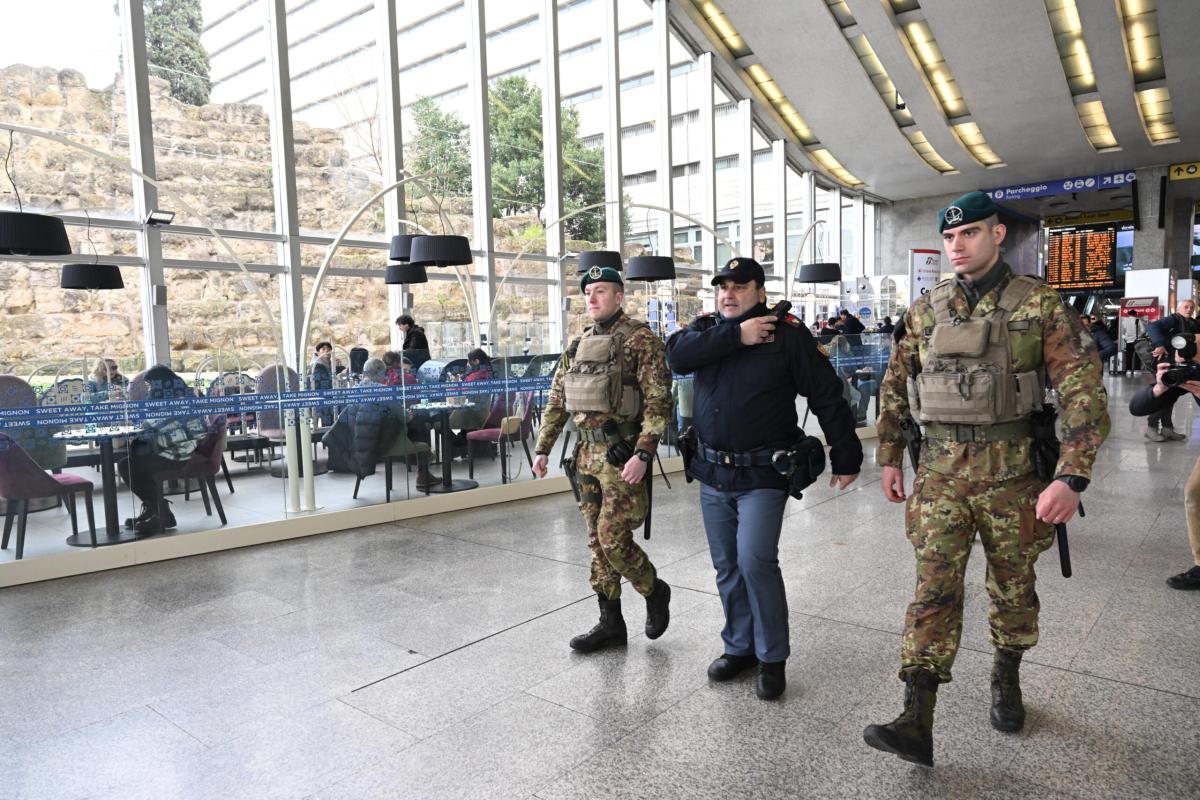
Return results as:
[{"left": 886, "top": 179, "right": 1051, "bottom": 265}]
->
[
  {"left": 580, "top": 265, "right": 624, "bottom": 291},
  {"left": 938, "top": 190, "right": 998, "bottom": 233}
]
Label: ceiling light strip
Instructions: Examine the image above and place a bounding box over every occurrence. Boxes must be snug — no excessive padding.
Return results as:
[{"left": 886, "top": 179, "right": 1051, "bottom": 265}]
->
[
  {"left": 693, "top": 1, "right": 862, "bottom": 187},
  {"left": 1115, "top": 0, "right": 1178, "bottom": 144},
  {"left": 885, "top": 2, "right": 1005, "bottom": 168},
  {"left": 1043, "top": 0, "right": 1120, "bottom": 152}
]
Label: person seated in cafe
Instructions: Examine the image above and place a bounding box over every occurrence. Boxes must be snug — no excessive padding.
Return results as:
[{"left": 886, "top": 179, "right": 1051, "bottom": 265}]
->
[
  {"left": 396, "top": 314, "right": 431, "bottom": 369},
  {"left": 464, "top": 348, "right": 493, "bottom": 382},
  {"left": 383, "top": 350, "right": 418, "bottom": 387},
  {"left": 326, "top": 358, "right": 433, "bottom": 488},
  {"left": 85, "top": 358, "right": 128, "bottom": 402},
  {"left": 819, "top": 316, "right": 842, "bottom": 342},
  {"left": 118, "top": 364, "right": 213, "bottom": 535},
  {"left": 877, "top": 316, "right": 895, "bottom": 334},
  {"left": 312, "top": 341, "right": 345, "bottom": 375}
]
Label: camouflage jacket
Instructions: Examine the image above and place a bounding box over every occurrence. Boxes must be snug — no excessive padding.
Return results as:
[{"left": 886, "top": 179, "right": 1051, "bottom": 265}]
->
[
  {"left": 535, "top": 309, "right": 672, "bottom": 455},
  {"left": 878, "top": 263, "right": 1110, "bottom": 482}
]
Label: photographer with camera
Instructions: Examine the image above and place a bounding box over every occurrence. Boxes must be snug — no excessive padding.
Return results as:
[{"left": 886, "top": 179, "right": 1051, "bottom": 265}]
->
[
  {"left": 1130, "top": 333, "right": 1200, "bottom": 589},
  {"left": 1143, "top": 300, "right": 1199, "bottom": 441},
  {"left": 666, "top": 257, "right": 862, "bottom": 700}
]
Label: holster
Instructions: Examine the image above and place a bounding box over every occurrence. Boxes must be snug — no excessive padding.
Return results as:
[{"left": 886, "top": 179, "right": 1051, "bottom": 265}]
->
[
  {"left": 562, "top": 455, "right": 581, "bottom": 503},
  {"left": 678, "top": 425, "right": 698, "bottom": 483}
]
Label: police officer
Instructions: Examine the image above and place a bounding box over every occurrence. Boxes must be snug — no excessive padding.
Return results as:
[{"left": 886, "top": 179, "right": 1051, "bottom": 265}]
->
[
  {"left": 864, "top": 191, "right": 1110, "bottom": 766},
  {"left": 666, "top": 257, "right": 863, "bottom": 700},
  {"left": 532, "top": 265, "right": 673, "bottom": 652}
]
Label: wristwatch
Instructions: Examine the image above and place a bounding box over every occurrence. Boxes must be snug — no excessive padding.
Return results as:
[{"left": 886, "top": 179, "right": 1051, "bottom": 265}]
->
[
  {"left": 636, "top": 449, "right": 653, "bottom": 464},
  {"left": 1055, "top": 475, "right": 1089, "bottom": 493}
]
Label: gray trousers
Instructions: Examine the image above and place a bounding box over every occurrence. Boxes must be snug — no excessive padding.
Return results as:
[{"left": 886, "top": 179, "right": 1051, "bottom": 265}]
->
[{"left": 699, "top": 483, "right": 791, "bottom": 663}]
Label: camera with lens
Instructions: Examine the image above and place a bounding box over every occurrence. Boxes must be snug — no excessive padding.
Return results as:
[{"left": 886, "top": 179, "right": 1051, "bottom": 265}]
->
[
  {"left": 771, "top": 434, "right": 826, "bottom": 500},
  {"left": 1164, "top": 334, "right": 1200, "bottom": 386}
]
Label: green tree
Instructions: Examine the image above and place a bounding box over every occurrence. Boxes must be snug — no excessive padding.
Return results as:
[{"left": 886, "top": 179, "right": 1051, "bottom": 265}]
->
[
  {"left": 406, "top": 77, "right": 607, "bottom": 242},
  {"left": 144, "top": 0, "right": 212, "bottom": 106},
  {"left": 407, "top": 96, "right": 473, "bottom": 200}
]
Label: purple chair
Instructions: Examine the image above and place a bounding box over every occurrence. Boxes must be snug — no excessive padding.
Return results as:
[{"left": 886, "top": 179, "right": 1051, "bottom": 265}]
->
[
  {"left": 0, "top": 433, "right": 96, "bottom": 559},
  {"left": 151, "top": 417, "right": 230, "bottom": 526},
  {"left": 466, "top": 392, "right": 536, "bottom": 484}
]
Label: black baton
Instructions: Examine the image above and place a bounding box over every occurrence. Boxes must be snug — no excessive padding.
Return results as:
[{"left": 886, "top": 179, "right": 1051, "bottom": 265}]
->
[
  {"left": 1055, "top": 523, "right": 1072, "bottom": 578},
  {"left": 643, "top": 463, "right": 653, "bottom": 541}
]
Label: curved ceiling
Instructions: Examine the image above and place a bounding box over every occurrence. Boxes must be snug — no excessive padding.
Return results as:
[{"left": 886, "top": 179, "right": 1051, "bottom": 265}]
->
[{"left": 705, "top": 0, "right": 1200, "bottom": 201}]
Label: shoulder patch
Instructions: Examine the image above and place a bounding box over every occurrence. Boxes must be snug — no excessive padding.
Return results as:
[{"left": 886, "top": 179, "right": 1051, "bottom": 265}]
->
[
  {"left": 816, "top": 342, "right": 830, "bottom": 359},
  {"left": 783, "top": 313, "right": 802, "bottom": 327}
]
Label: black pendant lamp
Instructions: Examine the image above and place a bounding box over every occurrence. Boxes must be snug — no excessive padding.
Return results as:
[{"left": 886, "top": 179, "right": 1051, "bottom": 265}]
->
[
  {"left": 627, "top": 255, "right": 676, "bottom": 281},
  {"left": 577, "top": 250, "right": 623, "bottom": 273},
  {"left": 385, "top": 262, "right": 428, "bottom": 284},
  {"left": 797, "top": 262, "right": 842, "bottom": 283},
  {"left": 0, "top": 211, "right": 72, "bottom": 256},
  {"left": 60, "top": 262, "right": 124, "bottom": 289},
  {"left": 389, "top": 233, "right": 417, "bottom": 262},
  {"left": 408, "top": 234, "right": 473, "bottom": 267}
]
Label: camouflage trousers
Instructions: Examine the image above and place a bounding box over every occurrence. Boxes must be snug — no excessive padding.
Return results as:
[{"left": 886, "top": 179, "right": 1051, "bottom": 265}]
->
[
  {"left": 900, "top": 469, "right": 1056, "bottom": 683},
  {"left": 575, "top": 442, "right": 658, "bottom": 600}
]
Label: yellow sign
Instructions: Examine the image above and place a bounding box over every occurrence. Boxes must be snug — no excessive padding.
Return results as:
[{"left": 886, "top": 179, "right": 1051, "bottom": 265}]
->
[
  {"left": 1045, "top": 209, "right": 1133, "bottom": 228},
  {"left": 1169, "top": 162, "right": 1200, "bottom": 181}
]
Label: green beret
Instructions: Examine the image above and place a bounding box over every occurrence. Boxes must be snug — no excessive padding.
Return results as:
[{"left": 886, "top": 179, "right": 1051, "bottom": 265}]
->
[
  {"left": 580, "top": 265, "right": 624, "bottom": 291},
  {"left": 938, "top": 190, "right": 998, "bottom": 233}
]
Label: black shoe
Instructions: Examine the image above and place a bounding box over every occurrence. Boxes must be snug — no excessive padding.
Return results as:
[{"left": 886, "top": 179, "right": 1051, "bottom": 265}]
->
[
  {"left": 707, "top": 653, "right": 757, "bottom": 682},
  {"left": 990, "top": 648, "right": 1025, "bottom": 733},
  {"left": 863, "top": 671, "right": 939, "bottom": 767},
  {"left": 644, "top": 579, "right": 671, "bottom": 639},
  {"left": 1167, "top": 565, "right": 1200, "bottom": 590},
  {"left": 755, "top": 660, "right": 787, "bottom": 700},
  {"left": 134, "top": 505, "right": 176, "bottom": 535},
  {"left": 569, "top": 595, "right": 627, "bottom": 653},
  {"left": 123, "top": 503, "right": 151, "bottom": 530}
]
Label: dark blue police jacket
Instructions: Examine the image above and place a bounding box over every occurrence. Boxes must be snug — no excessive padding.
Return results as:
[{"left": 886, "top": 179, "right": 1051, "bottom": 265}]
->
[{"left": 665, "top": 302, "right": 863, "bottom": 492}]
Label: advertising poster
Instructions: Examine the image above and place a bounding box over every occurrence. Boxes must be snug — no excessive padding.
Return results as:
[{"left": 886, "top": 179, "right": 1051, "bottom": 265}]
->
[{"left": 909, "top": 249, "right": 942, "bottom": 300}]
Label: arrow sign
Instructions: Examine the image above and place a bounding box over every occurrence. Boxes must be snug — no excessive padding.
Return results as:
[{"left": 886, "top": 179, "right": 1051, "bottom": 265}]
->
[{"left": 1169, "top": 162, "right": 1200, "bottom": 181}]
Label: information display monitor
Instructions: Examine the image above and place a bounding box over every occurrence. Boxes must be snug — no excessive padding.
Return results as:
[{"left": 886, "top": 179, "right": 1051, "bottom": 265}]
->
[{"left": 1045, "top": 223, "right": 1120, "bottom": 290}]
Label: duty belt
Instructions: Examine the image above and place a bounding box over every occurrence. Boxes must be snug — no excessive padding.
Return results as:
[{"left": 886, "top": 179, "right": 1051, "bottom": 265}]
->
[
  {"left": 923, "top": 420, "right": 1032, "bottom": 443},
  {"left": 577, "top": 421, "right": 640, "bottom": 443},
  {"left": 698, "top": 443, "right": 775, "bottom": 467}
]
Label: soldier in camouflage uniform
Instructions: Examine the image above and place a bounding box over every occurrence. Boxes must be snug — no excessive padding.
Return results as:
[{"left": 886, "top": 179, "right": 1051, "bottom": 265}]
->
[
  {"left": 863, "top": 191, "right": 1110, "bottom": 767},
  {"left": 533, "top": 264, "right": 674, "bottom": 652}
]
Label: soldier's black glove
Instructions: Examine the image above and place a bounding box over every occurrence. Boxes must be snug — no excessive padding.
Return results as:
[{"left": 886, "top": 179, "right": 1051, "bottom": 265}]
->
[{"left": 602, "top": 419, "right": 636, "bottom": 467}]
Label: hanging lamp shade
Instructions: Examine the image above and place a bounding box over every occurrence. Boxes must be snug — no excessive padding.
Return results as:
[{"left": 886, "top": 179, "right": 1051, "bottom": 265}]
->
[
  {"left": 408, "top": 235, "right": 473, "bottom": 267},
  {"left": 797, "top": 262, "right": 842, "bottom": 283},
  {"left": 577, "top": 250, "right": 623, "bottom": 273},
  {"left": 388, "top": 233, "right": 417, "bottom": 262},
  {"left": 626, "top": 255, "right": 676, "bottom": 281},
  {"left": 0, "top": 211, "right": 72, "bottom": 256},
  {"left": 385, "top": 262, "right": 428, "bottom": 285},
  {"left": 60, "top": 263, "right": 124, "bottom": 290}
]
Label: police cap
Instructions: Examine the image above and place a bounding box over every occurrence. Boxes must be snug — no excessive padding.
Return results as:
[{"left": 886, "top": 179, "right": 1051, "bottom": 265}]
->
[
  {"left": 711, "top": 256, "right": 765, "bottom": 286},
  {"left": 580, "top": 265, "right": 624, "bottom": 291},
  {"left": 938, "top": 190, "right": 998, "bottom": 233}
]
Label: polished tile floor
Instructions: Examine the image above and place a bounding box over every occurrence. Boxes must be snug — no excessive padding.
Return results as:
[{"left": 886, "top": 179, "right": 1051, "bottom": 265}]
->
[{"left": 2, "top": 374, "right": 1197, "bottom": 799}]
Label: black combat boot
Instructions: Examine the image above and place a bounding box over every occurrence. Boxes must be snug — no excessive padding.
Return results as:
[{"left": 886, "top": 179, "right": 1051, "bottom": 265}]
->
[
  {"left": 863, "top": 671, "right": 939, "bottom": 767},
  {"left": 990, "top": 648, "right": 1025, "bottom": 732},
  {"left": 644, "top": 579, "right": 671, "bottom": 639},
  {"left": 569, "top": 595, "right": 627, "bottom": 652}
]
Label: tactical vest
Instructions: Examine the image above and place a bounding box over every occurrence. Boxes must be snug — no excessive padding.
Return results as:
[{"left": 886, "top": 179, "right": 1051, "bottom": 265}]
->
[
  {"left": 563, "top": 315, "right": 647, "bottom": 416},
  {"left": 908, "top": 276, "right": 1045, "bottom": 425}
]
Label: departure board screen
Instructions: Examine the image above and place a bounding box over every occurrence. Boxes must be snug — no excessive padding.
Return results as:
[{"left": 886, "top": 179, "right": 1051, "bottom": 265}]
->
[{"left": 1046, "top": 224, "right": 1117, "bottom": 289}]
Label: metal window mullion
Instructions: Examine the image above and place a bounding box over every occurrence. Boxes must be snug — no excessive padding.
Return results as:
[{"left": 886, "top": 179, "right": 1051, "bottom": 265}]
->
[
  {"left": 654, "top": 0, "right": 673, "bottom": 257},
  {"left": 118, "top": 0, "right": 168, "bottom": 370},
  {"left": 851, "top": 194, "right": 865, "bottom": 276},
  {"left": 376, "top": 0, "right": 408, "bottom": 346},
  {"left": 699, "top": 51, "right": 716, "bottom": 277},
  {"left": 266, "top": 0, "right": 304, "bottom": 371},
  {"left": 602, "top": 0, "right": 623, "bottom": 251},
  {"left": 466, "top": 0, "right": 496, "bottom": 347},
  {"left": 737, "top": 99, "right": 752, "bottom": 258},
  {"left": 542, "top": 0, "right": 566, "bottom": 350},
  {"left": 771, "top": 139, "right": 786, "bottom": 281},
  {"left": 828, "top": 184, "right": 842, "bottom": 275},
  {"left": 802, "top": 169, "right": 815, "bottom": 264}
]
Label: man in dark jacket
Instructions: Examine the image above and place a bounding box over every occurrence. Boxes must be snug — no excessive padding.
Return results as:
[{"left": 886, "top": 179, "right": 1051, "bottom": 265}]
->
[
  {"left": 1080, "top": 315, "right": 1117, "bottom": 363},
  {"left": 666, "top": 257, "right": 863, "bottom": 701},
  {"left": 396, "top": 314, "right": 431, "bottom": 368},
  {"left": 1145, "top": 299, "right": 1199, "bottom": 441},
  {"left": 1129, "top": 353, "right": 1200, "bottom": 589}
]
